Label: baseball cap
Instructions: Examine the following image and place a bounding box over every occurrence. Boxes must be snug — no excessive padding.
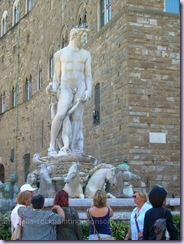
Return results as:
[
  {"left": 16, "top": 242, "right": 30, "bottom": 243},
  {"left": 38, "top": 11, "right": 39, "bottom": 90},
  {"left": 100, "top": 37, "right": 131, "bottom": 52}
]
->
[{"left": 20, "top": 183, "right": 37, "bottom": 192}]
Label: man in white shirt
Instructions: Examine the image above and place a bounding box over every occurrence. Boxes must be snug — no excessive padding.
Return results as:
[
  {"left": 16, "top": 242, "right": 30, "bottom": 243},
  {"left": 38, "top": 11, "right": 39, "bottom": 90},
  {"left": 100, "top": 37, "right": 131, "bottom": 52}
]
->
[{"left": 11, "top": 184, "right": 37, "bottom": 233}]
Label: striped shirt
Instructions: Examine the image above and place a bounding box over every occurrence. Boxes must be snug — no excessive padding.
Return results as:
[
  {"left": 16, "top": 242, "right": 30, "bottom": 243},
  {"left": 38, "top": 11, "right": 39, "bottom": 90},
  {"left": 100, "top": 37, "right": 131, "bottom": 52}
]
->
[{"left": 18, "top": 206, "right": 62, "bottom": 240}]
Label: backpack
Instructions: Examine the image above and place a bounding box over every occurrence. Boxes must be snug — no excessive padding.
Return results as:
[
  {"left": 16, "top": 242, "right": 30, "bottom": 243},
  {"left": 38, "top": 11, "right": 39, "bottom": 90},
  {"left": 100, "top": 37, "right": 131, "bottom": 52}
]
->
[
  {"left": 154, "top": 218, "right": 167, "bottom": 240},
  {"left": 153, "top": 209, "right": 169, "bottom": 240}
]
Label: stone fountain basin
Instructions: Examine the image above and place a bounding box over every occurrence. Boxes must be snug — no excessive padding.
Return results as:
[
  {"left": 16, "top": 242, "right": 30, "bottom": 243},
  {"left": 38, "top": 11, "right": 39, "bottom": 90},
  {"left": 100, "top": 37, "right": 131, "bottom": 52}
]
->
[{"left": 44, "top": 197, "right": 180, "bottom": 220}]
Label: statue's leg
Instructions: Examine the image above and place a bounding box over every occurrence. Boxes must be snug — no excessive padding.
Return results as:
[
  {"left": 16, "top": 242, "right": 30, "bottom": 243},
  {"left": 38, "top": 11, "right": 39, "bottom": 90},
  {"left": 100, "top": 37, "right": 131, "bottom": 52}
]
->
[
  {"left": 70, "top": 103, "right": 84, "bottom": 152},
  {"left": 48, "top": 88, "right": 73, "bottom": 153}
]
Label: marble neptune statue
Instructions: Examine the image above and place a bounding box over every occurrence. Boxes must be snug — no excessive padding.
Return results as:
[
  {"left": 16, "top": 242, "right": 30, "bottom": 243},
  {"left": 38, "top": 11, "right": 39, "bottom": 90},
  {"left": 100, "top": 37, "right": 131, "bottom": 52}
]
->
[{"left": 47, "top": 27, "right": 92, "bottom": 155}]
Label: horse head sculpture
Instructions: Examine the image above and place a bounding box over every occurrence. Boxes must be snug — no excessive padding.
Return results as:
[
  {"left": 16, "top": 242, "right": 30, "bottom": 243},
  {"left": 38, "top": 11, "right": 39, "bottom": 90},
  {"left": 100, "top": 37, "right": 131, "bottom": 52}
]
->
[
  {"left": 63, "top": 162, "right": 84, "bottom": 198},
  {"left": 84, "top": 164, "right": 117, "bottom": 198}
]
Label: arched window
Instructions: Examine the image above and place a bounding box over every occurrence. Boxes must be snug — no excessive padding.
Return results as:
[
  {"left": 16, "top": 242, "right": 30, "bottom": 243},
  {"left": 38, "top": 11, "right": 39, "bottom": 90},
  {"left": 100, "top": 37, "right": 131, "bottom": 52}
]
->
[
  {"left": 100, "top": 0, "right": 112, "bottom": 28},
  {"left": 59, "top": 27, "right": 68, "bottom": 49},
  {"left": 93, "top": 83, "right": 100, "bottom": 125},
  {"left": 37, "top": 68, "right": 42, "bottom": 90},
  {"left": 0, "top": 92, "right": 5, "bottom": 113},
  {"left": 77, "top": 4, "right": 88, "bottom": 28},
  {"left": 23, "top": 153, "right": 30, "bottom": 182},
  {"left": 12, "top": 86, "right": 16, "bottom": 108},
  {"left": 25, "top": 0, "right": 33, "bottom": 13},
  {"left": 25, "top": 76, "right": 32, "bottom": 101},
  {"left": 62, "top": 36, "right": 68, "bottom": 48},
  {"left": 0, "top": 164, "right": 5, "bottom": 183},
  {"left": 12, "top": 0, "right": 19, "bottom": 25},
  {"left": 48, "top": 55, "right": 53, "bottom": 80},
  {"left": 1, "top": 11, "right": 8, "bottom": 36}
]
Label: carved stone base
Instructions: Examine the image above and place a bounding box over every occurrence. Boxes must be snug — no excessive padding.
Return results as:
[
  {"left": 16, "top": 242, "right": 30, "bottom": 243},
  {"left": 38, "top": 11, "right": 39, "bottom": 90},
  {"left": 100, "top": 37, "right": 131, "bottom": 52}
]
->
[{"left": 32, "top": 152, "right": 97, "bottom": 192}]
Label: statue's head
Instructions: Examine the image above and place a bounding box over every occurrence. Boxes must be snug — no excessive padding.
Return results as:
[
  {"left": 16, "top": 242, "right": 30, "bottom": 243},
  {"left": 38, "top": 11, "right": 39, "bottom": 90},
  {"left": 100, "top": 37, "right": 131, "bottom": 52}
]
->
[
  {"left": 27, "top": 172, "right": 37, "bottom": 185},
  {"left": 69, "top": 27, "right": 88, "bottom": 48},
  {"left": 9, "top": 173, "right": 18, "bottom": 183}
]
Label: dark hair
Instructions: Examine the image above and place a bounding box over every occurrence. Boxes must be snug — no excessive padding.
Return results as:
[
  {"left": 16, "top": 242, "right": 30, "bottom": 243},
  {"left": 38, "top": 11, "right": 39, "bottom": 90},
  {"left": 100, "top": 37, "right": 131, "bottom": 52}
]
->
[
  {"left": 54, "top": 190, "right": 69, "bottom": 207},
  {"left": 149, "top": 185, "right": 167, "bottom": 207},
  {"left": 31, "top": 194, "right": 44, "bottom": 209}
]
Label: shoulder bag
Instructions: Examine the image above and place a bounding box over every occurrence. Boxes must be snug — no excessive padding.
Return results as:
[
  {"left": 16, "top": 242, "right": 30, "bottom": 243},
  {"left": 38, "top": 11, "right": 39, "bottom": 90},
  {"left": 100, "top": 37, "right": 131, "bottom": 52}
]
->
[
  {"left": 134, "top": 213, "right": 143, "bottom": 240},
  {"left": 87, "top": 208, "right": 115, "bottom": 241},
  {"left": 11, "top": 215, "right": 23, "bottom": 240}
]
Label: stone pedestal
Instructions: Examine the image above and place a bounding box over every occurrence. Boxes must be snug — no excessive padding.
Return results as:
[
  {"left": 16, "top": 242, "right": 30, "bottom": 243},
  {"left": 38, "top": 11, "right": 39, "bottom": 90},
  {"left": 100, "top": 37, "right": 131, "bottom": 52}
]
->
[
  {"left": 44, "top": 198, "right": 180, "bottom": 220},
  {"left": 33, "top": 152, "right": 97, "bottom": 193}
]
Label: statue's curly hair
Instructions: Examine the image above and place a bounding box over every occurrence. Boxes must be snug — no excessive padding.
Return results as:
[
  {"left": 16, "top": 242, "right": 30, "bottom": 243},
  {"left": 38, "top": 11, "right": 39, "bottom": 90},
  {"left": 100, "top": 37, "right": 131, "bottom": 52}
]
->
[{"left": 69, "top": 27, "right": 88, "bottom": 40}]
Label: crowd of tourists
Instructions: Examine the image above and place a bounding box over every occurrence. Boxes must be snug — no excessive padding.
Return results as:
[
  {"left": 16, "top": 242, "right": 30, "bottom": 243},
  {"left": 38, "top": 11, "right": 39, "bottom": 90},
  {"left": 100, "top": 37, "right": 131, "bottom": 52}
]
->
[{"left": 10, "top": 184, "right": 178, "bottom": 240}]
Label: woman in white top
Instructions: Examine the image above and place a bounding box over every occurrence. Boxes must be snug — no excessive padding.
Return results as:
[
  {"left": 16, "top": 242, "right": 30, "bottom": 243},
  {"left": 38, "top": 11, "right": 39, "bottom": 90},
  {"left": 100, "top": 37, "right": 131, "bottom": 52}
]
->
[
  {"left": 11, "top": 191, "right": 32, "bottom": 233},
  {"left": 124, "top": 189, "right": 152, "bottom": 240}
]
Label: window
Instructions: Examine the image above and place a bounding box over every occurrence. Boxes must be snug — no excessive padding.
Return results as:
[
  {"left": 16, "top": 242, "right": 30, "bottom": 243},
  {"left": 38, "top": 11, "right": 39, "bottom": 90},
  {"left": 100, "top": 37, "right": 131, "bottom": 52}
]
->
[
  {"left": 78, "top": 8, "right": 88, "bottom": 28},
  {"left": 25, "top": 76, "right": 32, "bottom": 101},
  {"left": 0, "top": 164, "right": 5, "bottom": 183},
  {"left": 1, "top": 11, "right": 8, "bottom": 36},
  {"left": 48, "top": 56, "right": 53, "bottom": 79},
  {"left": 13, "top": 6, "right": 18, "bottom": 24},
  {"left": 60, "top": 28, "right": 68, "bottom": 48},
  {"left": 23, "top": 153, "right": 30, "bottom": 182},
  {"left": 93, "top": 83, "right": 100, "bottom": 125},
  {"left": 26, "top": 0, "right": 33, "bottom": 13},
  {"left": 12, "top": 86, "right": 16, "bottom": 108},
  {"left": 164, "top": 0, "right": 180, "bottom": 14},
  {"left": 27, "top": 33, "right": 30, "bottom": 44},
  {"left": 0, "top": 92, "right": 5, "bottom": 113},
  {"left": 41, "top": 120, "right": 44, "bottom": 148},
  {"left": 62, "top": 36, "right": 68, "bottom": 48},
  {"left": 10, "top": 149, "right": 14, "bottom": 162},
  {"left": 38, "top": 69, "right": 42, "bottom": 90},
  {"left": 100, "top": 0, "right": 112, "bottom": 28},
  {"left": 12, "top": 0, "right": 19, "bottom": 25}
]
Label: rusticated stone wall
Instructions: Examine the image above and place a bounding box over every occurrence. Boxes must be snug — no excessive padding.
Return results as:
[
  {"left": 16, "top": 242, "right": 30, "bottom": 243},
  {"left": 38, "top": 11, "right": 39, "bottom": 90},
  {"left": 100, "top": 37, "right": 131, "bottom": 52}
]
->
[{"left": 0, "top": 0, "right": 180, "bottom": 196}]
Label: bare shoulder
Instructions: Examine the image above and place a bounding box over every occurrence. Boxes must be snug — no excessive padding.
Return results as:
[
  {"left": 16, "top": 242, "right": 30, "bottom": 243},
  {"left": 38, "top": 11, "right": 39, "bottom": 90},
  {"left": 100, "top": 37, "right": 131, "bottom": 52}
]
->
[
  {"left": 54, "top": 47, "right": 67, "bottom": 59},
  {"left": 80, "top": 48, "right": 90, "bottom": 56},
  {"left": 108, "top": 206, "right": 114, "bottom": 217}
]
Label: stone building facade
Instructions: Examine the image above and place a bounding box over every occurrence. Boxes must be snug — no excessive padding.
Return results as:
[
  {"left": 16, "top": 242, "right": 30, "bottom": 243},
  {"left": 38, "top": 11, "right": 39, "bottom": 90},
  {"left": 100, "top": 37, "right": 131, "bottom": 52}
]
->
[{"left": 0, "top": 0, "right": 180, "bottom": 196}]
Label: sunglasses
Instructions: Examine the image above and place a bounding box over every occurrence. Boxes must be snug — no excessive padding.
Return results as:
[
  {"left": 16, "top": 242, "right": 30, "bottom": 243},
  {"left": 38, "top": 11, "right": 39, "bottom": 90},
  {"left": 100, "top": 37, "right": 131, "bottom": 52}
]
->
[{"left": 133, "top": 195, "right": 138, "bottom": 198}]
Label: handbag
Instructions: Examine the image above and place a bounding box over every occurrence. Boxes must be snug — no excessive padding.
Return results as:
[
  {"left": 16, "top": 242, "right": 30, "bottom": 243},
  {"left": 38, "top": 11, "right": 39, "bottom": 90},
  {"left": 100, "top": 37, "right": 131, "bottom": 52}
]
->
[
  {"left": 11, "top": 216, "right": 23, "bottom": 240},
  {"left": 134, "top": 213, "right": 143, "bottom": 240},
  {"left": 87, "top": 209, "right": 115, "bottom": 241}
]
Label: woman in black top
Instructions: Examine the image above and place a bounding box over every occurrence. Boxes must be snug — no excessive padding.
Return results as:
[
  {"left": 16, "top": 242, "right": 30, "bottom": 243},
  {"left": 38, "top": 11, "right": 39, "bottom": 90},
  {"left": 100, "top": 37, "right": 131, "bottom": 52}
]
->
[{"left": 53, "top": 190, "right": 82, "bottom": 240}]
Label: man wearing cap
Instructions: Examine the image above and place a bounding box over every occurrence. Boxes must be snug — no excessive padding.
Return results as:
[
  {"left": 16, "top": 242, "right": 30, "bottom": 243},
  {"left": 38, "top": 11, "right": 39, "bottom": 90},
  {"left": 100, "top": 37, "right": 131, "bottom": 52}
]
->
[{"left": 143, "top": 185, "right": 178, "bottom": 240}]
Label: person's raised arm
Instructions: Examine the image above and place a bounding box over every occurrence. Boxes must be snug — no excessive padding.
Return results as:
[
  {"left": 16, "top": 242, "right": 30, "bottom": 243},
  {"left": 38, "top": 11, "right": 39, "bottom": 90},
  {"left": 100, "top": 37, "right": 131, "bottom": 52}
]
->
[{"left": 52, "top": 205, "right": 65, "bottom": 222}]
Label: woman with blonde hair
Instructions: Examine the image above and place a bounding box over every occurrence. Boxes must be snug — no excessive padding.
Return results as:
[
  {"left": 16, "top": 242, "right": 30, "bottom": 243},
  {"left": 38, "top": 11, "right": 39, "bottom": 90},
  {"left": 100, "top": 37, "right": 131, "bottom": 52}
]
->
[
  {"left": 86, "top": 189, "right": 114, "bottom": 240},
  {"left": 124, "top": 189, "right": 152, "bottom": 240}
]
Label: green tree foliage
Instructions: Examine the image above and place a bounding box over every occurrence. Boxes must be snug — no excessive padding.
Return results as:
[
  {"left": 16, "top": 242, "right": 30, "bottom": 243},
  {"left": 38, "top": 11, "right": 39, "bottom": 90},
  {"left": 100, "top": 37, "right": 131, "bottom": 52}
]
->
[{"left": 0, "top": 211, "right": 11, "bottom": 240}]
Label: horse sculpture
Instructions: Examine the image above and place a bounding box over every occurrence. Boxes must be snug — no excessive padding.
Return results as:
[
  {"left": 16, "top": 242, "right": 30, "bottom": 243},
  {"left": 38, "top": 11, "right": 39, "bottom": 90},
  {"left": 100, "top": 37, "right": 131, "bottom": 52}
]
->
[
  {"left": 63, "top": 162, "right": 84, "bottom": 198},
  {"left": 84, "top": 164, "right": 117, "bottom": 198},
  {"left": 115, "top": 170, "right": 141, "bottom": 197}
]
